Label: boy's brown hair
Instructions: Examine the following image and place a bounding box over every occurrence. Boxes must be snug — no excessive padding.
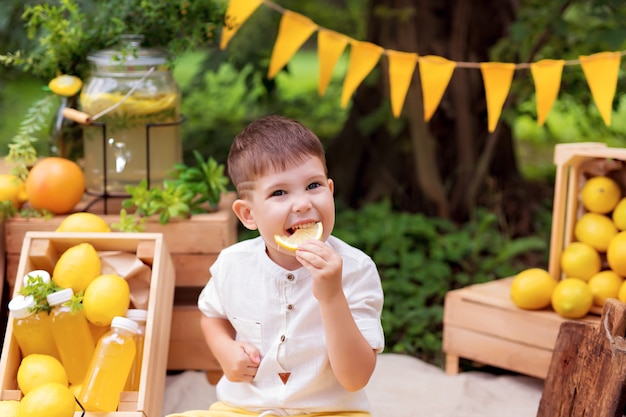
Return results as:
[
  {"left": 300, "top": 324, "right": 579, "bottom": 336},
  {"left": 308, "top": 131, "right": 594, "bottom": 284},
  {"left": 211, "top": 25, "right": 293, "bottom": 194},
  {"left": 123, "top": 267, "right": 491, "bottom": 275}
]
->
[{"left": 227, "top": 115, "right": 327, "bottom": 197}]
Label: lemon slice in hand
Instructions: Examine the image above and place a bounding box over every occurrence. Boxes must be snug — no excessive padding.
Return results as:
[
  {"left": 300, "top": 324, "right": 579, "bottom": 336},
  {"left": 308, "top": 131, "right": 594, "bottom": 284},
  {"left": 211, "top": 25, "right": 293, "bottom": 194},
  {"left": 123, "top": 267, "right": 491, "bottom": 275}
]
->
[{"left": 274, "top": 222, "right": 323, "bottom": 252}]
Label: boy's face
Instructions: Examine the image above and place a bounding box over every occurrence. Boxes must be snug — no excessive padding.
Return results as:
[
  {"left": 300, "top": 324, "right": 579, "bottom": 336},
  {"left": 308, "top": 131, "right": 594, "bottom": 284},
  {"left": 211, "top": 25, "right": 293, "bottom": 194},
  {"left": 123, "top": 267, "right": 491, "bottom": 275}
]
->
[{"left": 232, "top": 155, "right": 335, "bottom": 268}]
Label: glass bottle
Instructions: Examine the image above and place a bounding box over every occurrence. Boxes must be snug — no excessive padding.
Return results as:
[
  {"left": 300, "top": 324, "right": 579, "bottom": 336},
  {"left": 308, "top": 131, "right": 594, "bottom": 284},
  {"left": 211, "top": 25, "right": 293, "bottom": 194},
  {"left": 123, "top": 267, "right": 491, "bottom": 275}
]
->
[
  {"left": 8, "top": 295, "right": 61, "bottom": 361},
  {"left": 80, "top": 34, "right": 182, "bottom": 195},
  {"left": 124, "top": 308, "right": 147, "bottom": 391},
  {"left": 47, "top": 288, "right": 95, "bottom": 384},
  {"left": 79, "top": 316, "right": 138, "bottom": 411}
]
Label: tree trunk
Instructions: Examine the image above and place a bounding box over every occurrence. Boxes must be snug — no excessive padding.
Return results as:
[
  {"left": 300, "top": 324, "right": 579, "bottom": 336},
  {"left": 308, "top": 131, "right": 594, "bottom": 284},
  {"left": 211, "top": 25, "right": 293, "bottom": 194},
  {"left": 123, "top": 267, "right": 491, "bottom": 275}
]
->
[{"left": 326, "top": 0, "right": 524, "bottom": 225}]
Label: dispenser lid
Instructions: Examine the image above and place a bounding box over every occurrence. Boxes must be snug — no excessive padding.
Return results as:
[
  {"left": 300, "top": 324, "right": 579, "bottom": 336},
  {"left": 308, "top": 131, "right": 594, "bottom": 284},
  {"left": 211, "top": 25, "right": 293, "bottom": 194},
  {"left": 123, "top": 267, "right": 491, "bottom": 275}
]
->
[
  {"left": 87, "top": 34, "right": 167, "bottom": 70},
  {"left": 8, "top": 295, "right": 36, "bottom": 319}
]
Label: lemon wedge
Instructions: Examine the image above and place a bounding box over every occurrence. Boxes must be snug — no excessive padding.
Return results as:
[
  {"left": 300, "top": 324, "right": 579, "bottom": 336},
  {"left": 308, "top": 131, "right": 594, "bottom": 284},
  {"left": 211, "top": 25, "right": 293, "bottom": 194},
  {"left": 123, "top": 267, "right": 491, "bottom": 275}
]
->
[{"left": 274, "top": 222, "right": 323, "bottom": 251}]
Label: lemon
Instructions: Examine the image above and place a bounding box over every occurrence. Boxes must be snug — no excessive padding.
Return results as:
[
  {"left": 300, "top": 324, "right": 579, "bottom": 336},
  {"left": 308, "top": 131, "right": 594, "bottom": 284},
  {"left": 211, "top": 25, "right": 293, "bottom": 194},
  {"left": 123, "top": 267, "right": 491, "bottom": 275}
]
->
[
  {"left": 510, "top": 268, "right": 557, "bottom": 310},
  {"left": 551, "top": 278, "right": 593, "bottom": 319},
  {"left": 560, "top": 242, "right": 601, "bottom": 282},
  {"left": 83, "top": 274, "right": 130, "bottom": 326},
  {"left": 17, "top": 354, "right": 68, "bottom": 396},
  {"left": 274, "top": 222, "right": 323, "bottom": 252},
  {"left": 48, "top": 75, "right": 83, "bottom": 97},
  {"left": 0, "top": 400, "right": 20, "bottom": 417},
  {"left": 587, "top": 270, "right": 624, "bottom": 307},
  {"left": 613, "top": 197, "right": 626, "bottom": 231},
  {"left": 0, "top": 174, "right": 27, "bottom": 208},
  {"left": 52, "top": 242, "right": 101, "bottom": 293},
  {"left": 56, "top": 212, "right": 111, "bottom": 233},
  {"left": 18, "top": 382, "right": 76, "bottom": 417},
  {"left": 580, "top": 175, "right": 622, "bottom": 214},
  {"left": 607, "top": 231, "right": 626, "bottom": 276},
  {"left": 574, "top": 212, "right": 618, "bottom": 252}
]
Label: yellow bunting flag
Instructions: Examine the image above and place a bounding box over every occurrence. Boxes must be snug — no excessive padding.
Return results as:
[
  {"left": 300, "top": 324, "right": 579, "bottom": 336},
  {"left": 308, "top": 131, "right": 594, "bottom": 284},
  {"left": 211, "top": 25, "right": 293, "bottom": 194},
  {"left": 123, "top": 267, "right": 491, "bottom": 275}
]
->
[
  {"left": 318, "top": 29, "right": 350, "bottom": 97},
  {"left": 418, "top": 55, "right": 456, "bottom": 122},
  {"left": 480, "top": 62, "right": 516, "bottom": 132},
  {"left": 530, "top": 59, "right": 564, "bottom": 126},
  {"left": 387, "top": 50, "right": 418, "bottom": 118},
  {"left": 579, "top": 51, "right": 621, "bottom": 126},
  {"left": 268, "top": 11, "right": 318, "bottom": 80},
  {"left": 220, "top": 0, "right": 263, "bottom": 50},
  {"left": 341, "top": 41, "right": 384, "bottom": 108}
]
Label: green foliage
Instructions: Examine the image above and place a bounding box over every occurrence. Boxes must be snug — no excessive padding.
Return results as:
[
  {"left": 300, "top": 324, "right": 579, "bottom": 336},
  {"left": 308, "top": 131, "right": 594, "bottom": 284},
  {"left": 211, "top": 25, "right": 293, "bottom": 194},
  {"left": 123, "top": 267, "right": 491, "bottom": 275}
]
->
[
  {"left": 118, "top": 155, "right": 229, "bottom": 230},
  {"left": 1, "top": 0, "right": 226, "bottom": 80},
  {"left": 19, "top": 274, "right": 62, "bottom": 314},
  {"left": 333, "top": 200, "right": 547, "bottom": 365}
]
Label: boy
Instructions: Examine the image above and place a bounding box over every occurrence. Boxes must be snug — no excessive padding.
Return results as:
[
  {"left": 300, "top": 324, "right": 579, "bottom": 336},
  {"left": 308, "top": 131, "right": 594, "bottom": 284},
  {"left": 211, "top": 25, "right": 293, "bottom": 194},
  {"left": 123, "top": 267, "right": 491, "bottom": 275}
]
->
[{"left": 168, "top": 115, "right": 384, "bottom": 417}]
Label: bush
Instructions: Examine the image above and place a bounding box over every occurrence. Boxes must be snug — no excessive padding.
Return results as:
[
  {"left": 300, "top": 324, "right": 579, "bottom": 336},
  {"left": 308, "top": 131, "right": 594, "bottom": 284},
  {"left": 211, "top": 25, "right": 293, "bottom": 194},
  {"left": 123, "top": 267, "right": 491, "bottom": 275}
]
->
[{"left": 333, "top": 200, "right": 547, "bottom": 366}]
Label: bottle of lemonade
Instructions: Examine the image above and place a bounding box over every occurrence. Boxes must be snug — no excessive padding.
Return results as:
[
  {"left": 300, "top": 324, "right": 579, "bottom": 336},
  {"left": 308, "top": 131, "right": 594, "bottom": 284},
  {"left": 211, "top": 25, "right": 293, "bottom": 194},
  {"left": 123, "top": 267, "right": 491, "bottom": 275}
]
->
[
  {"left": 8, "top": 295, "right": 61, "bottom": 361},
  {"left": 124, "top": 309, "right": 147, "bottom": 391},
  {"left": 79, "top": 316, "right": 138, "bottom": 411},
  {"left": 47, "top": 288, "right": 95, "bottom": 384}
]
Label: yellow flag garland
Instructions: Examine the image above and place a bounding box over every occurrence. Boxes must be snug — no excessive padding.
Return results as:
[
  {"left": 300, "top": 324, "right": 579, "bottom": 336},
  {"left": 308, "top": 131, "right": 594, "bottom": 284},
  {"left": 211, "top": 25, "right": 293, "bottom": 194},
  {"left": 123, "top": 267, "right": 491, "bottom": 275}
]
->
[
  {"left": 220, "top": 0, "right": 263, "bottom": 50},
  {"left": 579, "top": 51, "right": 621, "bottom": 127},
  {"left": 340, "top": 41, "right": 384, "bottom": 108},
  {"left": 268, "top": 11, "right": 318, "bottom": 80},
  {"left": 418, "top": 55, "right": 456, "bottom": 122},
  {"left": 530, "top": 59, "right": 564, "bottom": 126},
  {"left": 220, "top": 0, "right": 626, "bottom": 130}
]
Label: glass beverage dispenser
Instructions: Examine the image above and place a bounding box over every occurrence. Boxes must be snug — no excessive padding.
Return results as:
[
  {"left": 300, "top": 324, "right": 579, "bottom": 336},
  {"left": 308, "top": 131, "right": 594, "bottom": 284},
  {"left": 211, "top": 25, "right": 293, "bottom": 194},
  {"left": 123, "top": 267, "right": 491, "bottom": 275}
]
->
[{"left": 80, "top": 35, "right": 182, "bottom": 195}]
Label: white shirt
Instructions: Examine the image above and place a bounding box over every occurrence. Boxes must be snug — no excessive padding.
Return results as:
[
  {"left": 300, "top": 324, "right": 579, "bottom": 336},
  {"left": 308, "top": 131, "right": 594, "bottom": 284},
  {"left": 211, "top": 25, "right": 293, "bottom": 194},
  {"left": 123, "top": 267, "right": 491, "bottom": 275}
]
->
[{"left": 198, "top": 236, "right": 385, "bottom": 415}]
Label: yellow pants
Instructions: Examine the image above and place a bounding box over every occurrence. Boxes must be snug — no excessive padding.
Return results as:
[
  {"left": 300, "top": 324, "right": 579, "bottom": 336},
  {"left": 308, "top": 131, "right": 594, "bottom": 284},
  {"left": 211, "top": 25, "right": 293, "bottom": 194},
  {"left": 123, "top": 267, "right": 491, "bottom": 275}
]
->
[{"left": 165, "top": 401, "right": 371, "bottom": 417}]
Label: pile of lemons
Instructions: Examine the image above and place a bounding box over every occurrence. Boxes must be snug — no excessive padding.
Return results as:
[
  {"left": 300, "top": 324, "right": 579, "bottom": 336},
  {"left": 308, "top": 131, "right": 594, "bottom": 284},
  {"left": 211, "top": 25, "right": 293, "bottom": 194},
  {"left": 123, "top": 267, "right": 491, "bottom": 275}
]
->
[{"left": 511, "top": 175, "right": 626, "bottom": 319}]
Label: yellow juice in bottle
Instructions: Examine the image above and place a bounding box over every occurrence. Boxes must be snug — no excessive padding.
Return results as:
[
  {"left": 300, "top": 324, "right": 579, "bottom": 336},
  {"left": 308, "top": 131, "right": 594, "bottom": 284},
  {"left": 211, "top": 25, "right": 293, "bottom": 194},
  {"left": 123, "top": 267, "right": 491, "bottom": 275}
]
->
[
  {"left": 47, "top": 288, "right": 95, "bottom": 384},
  {"left": 124, "top": 309, "right": 147, "bottom": 391},
  {"left": 79, "top": 316, "right": 137, "bottom": 411},
  {"left": 8, "top": 295, "right": 61, "bottom": 361}
]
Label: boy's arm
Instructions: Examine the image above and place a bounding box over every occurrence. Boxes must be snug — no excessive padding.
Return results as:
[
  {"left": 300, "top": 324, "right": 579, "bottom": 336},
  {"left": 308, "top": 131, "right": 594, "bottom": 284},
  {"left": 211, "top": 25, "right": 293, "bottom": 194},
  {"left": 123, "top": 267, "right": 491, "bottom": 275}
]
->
[
  {"left": 200, "top": 315, "right": 260, "bottom": 382},
  {"left": 296, "top": 240, "right": 378, "bottom": 391},
  {"left": 319, "top": 294, "right": 377, "bottom": 392}
]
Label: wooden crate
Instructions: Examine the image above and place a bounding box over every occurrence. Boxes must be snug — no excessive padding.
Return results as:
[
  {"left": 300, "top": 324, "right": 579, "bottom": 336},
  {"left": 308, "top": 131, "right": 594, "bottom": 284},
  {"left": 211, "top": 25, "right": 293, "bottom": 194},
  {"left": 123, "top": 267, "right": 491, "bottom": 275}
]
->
[
  {"left": 442, "top": 277, "right": 600, "bottom": 379},
  {"left": 548, "top": 142, "right": 626, "bottom": 281},
  {"left": 0, "top": 232, "right": 176, "bottom": 416},
  {"left": 3, "top": 193, "right": 237, "bottom": 373}
]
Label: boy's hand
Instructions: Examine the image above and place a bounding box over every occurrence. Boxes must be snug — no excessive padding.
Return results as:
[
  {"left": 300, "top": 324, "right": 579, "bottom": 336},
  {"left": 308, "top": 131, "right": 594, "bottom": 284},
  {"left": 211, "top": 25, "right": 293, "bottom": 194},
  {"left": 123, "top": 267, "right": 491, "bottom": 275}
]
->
[
  {"left": 220, "top": 341, "right": 261, "bottom": 382},
  {"left": 296, "top": 239, "right": 343, "bottom": 303}
]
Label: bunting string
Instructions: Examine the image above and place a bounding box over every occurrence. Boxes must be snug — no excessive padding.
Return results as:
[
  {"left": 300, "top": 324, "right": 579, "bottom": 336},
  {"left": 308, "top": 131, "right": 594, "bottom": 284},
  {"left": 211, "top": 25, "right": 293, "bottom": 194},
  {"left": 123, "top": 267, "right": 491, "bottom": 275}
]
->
[{"left": 221, "top": 0, "right": 626, "bottom": 131}]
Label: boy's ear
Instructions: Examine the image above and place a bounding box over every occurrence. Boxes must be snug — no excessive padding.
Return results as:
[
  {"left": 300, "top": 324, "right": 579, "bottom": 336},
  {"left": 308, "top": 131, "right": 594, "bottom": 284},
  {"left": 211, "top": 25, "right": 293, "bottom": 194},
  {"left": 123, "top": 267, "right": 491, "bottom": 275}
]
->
[{"left": 232, "top": 199, "right": 258, "bottom": 230}]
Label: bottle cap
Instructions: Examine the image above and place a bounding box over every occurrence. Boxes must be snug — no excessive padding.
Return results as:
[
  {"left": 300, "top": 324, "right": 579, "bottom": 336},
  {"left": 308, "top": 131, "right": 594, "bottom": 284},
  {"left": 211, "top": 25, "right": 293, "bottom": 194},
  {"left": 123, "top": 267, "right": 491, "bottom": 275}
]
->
[
  {"left": 46, "top": 288, "right": 74, "bottom": 306},
  {"left": 22, "top": 270, "right": 51, "bottom": 287},
  {"left": 8, "top": 295, "right": 36, "bottom": 319},
  {"left": 125, "top": 309, "right": 148, "bottom": 322},
  {"left": 111, "top": 316, "right": 138, "bottom": 334}
]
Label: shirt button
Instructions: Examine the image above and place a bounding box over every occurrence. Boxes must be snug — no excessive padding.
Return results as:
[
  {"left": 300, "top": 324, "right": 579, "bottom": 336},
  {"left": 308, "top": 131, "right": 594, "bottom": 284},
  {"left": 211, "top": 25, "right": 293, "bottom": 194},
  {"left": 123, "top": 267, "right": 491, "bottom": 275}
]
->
[
  {"left": 287, "top": 304, "right": 294, "bottom": 311},
  {"left": 286, "top": 273, "right": 295, "bottom": 281},
  {"left": 280, "top": 335, "right": 286, "bottom": 342}
]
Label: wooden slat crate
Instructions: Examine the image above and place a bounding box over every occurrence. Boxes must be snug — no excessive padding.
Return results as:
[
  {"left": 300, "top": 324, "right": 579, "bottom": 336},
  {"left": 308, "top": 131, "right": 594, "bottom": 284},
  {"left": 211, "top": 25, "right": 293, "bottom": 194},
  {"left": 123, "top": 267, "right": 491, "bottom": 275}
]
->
[
  {"left": 548, "top": 142, "right": 626, "bottom": 280},
  {"left": 0, "top": 232, "right": 176, "bottom": 416},
  {"left": 443, "top": 277, "right": 600, "bottom": 379},
  {"left": 2, "top": 193, "right": 237, "bottom": 374}
]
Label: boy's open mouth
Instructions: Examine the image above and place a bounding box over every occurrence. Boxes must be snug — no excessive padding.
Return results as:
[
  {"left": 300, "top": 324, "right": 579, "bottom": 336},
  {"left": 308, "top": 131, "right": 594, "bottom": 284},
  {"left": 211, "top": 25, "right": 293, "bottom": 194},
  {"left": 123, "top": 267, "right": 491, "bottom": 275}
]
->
[{"left": 286, "top": 222, "right": 318, "bottom": 236}]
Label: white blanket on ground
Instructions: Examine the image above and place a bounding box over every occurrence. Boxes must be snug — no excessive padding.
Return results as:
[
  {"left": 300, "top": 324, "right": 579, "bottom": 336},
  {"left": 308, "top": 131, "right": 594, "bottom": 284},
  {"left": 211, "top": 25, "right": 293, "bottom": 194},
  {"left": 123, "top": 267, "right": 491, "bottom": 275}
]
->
[{"left": 163, "top": 353, "right": 544, "bottom": 417}]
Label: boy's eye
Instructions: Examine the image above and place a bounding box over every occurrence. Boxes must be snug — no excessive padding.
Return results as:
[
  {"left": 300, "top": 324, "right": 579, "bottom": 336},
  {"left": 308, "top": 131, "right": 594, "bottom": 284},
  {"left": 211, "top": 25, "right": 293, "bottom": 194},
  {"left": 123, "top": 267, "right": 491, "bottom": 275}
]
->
[
  {"left": 307, "top": 182, "right": 321, "bottom": 190},
  {"left": 271, "top": 190, "right": 285, "bottom": 197}
]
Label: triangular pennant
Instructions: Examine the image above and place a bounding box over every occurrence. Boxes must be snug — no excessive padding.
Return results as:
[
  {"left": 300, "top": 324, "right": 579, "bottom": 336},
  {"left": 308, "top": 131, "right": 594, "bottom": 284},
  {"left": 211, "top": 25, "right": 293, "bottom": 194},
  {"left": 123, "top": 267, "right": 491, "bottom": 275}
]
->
[
  {"left": 387, "top": 50, "right": 418, "bottom": 118},
  {"left": 278, "top": 372, "right": 291, "bottom": 384},
  {"left": 268, "top": 11, "right": 318, "bottom": 80},
  {"left": 418, "top": 55, "right": 456, "bottom": 122},
  {"left": 530, "top": 59, "right": 564, "bottom": 126},
  {"left": 340, "top": 41, "right": 384, "bottom": 108},
  {"left": 579, "top": 51, "right": 621, "bottom": 126},
  {"left": 220, "top": 0, "right": 263, "bottom": 50},
  {"left": 480, "top": 62, "right": 516, "bottom": 132},
  {"left": 317, "top": 29, "right": 350, "bottom": 97}
]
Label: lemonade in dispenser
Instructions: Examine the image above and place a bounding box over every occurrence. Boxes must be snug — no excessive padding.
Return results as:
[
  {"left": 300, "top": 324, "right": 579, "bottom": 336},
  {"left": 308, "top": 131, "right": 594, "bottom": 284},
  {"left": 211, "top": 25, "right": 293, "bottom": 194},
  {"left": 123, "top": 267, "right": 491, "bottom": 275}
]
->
[{"left": 80, "top": 35, "right": 182, "bottom": 195}]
